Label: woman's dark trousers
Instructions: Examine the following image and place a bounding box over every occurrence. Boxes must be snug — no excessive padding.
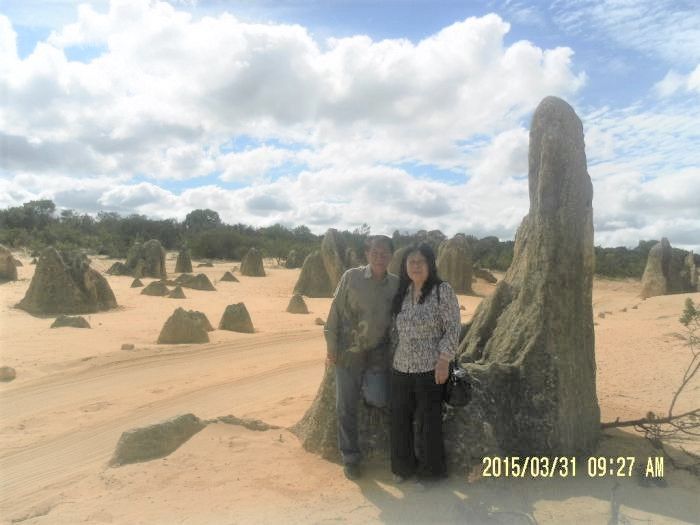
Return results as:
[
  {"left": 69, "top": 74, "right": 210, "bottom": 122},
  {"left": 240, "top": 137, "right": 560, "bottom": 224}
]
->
[{"left": 390, "top": 369, "right": 446, "bottom": 479}]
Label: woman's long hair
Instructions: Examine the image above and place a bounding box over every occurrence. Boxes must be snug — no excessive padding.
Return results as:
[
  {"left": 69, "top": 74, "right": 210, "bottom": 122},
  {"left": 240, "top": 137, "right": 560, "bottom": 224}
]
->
[{"left": 391, "top": 243, "right": 443, "bottom": 315}]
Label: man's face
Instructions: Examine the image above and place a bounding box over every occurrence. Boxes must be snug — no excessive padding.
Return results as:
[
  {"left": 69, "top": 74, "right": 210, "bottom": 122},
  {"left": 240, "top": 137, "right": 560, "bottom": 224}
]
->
[{"left": 366, "top": 241, "right": 392, "bottom": 276}]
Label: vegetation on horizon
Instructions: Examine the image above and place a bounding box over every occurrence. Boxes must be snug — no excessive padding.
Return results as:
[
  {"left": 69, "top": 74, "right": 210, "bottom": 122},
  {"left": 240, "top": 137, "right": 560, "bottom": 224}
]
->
[{"left": 0, "top": 199, "right": 691, "bottom": 278}]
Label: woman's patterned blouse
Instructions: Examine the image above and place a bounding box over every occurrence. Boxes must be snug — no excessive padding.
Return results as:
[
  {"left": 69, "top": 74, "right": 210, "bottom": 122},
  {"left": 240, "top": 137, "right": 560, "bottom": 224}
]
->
[{"left": 392, "top": 281, "right": 461, "bottom": 373}]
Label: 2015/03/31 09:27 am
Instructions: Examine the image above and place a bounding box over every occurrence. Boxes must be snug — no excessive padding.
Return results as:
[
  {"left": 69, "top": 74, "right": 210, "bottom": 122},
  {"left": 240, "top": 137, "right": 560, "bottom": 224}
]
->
[{"left": 481, "top": 456, "right": 665, "bottom": 478}]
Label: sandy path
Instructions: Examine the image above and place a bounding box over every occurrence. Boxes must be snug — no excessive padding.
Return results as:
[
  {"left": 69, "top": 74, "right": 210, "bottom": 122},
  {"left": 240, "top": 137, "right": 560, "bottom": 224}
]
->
[{"left": 0, "top": 330, "right": 325, "bottom": 515}]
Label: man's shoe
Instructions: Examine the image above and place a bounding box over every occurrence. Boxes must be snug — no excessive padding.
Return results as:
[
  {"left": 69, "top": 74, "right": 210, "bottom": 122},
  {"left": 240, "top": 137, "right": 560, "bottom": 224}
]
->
[{"left": 344, "top": 463, "right": 361, "bottom": 480}]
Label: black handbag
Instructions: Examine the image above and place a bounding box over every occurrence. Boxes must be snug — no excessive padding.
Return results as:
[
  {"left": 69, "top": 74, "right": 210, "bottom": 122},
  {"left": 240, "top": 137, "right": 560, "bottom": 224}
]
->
[{"left": 443, "top": 361, "right": 471, "bottom": 407}]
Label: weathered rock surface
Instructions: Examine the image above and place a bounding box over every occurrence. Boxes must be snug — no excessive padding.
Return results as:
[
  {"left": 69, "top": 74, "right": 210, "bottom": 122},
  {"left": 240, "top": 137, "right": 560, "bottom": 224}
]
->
[
  {"left": 106, "top": 261, "right": 132, "bottom": 276},
  {"left": 220, "top": 271, "right": 238, "bottom": 282},
  {"left": 157, "top": 308, "right": 212, "bottom": 344},
  {"left": 0, "top": 366, "right": 17, "bottom": 382},
  {"left": 320, "top": 228, "right": 347, "bottom": 290},
  {"left": 285, "top": 249, "right": 304, "bottom": 269},
  {"left": 388, "top": 246, "right": 411, "bottom": 276},
  {"left": 168, "top": 285, "right": 186, "bottom": 299},
  {"left": 130, "top": 278, "right": 144, "bottom": 288},
  {"left": 473, "top": 267, "right": 497, "bottom": 284},
  {"left": 17, "top": 248, "right": 117, "bottom": 315},
  {"left": 109, "top": 414, "right": 207, "bottom": 466},
  {"left": 686, "top": 252, "right": 699, "bottom": 291},
  {"left": 640, "top": 238, "right": 671, "bottom": 299},
  {"left": 293, "top": 96, "right": 600, "bottom": 468},
  {"left": 126, "top": 239, "right": 167, "bottom": 279},
  {"left": 457, "top": 96, "right": 599, "bottom": 457},
  {"left": 0, "top": 244, "right": 18, "bottom": 281},
  {"left": 218, "top": 303, "right": 255, "bottom": 333},
  {"left": 141, "top": 281, "right": 170, "bottom": 296},
  {"left": 177, "top": 273, "right": 216, "bottom": 291},
  {"left": 286, "top": 294, "right": 309, "bottom": 314},
  {"left": 436, "top": 234, "right": 474, "bottom": 294},
  {"left": 175, "top": 249, "right": 193, "bottom": 273},
  {"left": 13, "top": 257, "right": 22, "bottom": 267},
  {"left": 293, "top": 251, "right": 334, "bottom": 298},
  {"left": 51, "top": 315, "right": 91, "bottom": 328},
  {"left": 240, "top": 248, "right": 265, "bottom": 277}
]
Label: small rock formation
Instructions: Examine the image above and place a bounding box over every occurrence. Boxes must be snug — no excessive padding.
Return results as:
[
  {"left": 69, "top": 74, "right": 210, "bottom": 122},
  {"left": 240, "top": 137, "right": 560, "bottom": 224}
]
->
[
  {"left": 240, "top": 248, "right": 265, "bottom": 277},
  {"left": 177, "top": 273, "right": 216, "bottom": 291},
  {"left": 473, "top": 267, "right": 497, "bottom": 284},
  {"left": 320, "top": 228, "right": 347, "bottom": 289},
  {"left": 640, "top": 238, "right": 671, "bottom": 299},
  {"left": 293, "top": 251, "right": 334, "bottom": 298},
  {"left": 314, "top": 317, "right": 325, "bottom": 326},
  {"left": 13, "top": 257, "right": 22, "bottom": 267},
  {"left": 220, "top": 271, "right": 238, "bottom": 282},
  {"left": 0, "top": 366, "right": 16, "bottom": 382},
  {"left": 121, "top": 343, "right": 135, "bottom": 350},
  {"left": 218, "top": 303, "right": 255, "bottom": 333},
  {"left": 175, "top": 249, "right": 193, "bottom": 273},
  {"left": 109, "top": 414, "right": 207, "bottom": 466},
  {"left": 285, "top": 249, "right": 304, "bottom": 269},
  {"left": 168, "top": 286, "right": 186, "bottom": 299},
  {"left": 106, "top": 261, "right": 132, "bottom": 276},
  {"left": 388, "top": 246, "right": 411, "bottom": 276},
  {"left": 17, "top": 248, "right": 117, "bottom": 315},
  {"left": 50, "top": 315, "right": 91, "bottom": 328},
  {"left": 457, "top": 96, "right": 599, "bottom": 457},
  {"left": 141, "top": 281, "right": 170, "bottom": 296},
  {"left": 286, "top": 294, "right": 309, "bottom": 314},
  {"left": 196, "top": 261, "right": 214, "bottom": 268},
  {"left": 0, "top": 244, "right": 18, "bottom": 281},
  {"left": 436, "top": 234, "right": 474, "bottom": 294},
  {"left": 157, "top": 308, "right": 213, "bottom": 344},
  {"left": 130, "top": 278, "right": 144, "bottom": 288},
  {"left": 31, "top": 258, "right": 37, "bottom": 265},
  {"left": 126, "top": 239, "right": 167, "bottom": 279}
]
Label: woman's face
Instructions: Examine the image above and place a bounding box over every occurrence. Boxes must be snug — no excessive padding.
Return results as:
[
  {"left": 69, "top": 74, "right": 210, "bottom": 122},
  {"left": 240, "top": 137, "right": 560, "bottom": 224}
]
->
[{"left": 406, "top": 251, "right": 429, "bottom": 285}]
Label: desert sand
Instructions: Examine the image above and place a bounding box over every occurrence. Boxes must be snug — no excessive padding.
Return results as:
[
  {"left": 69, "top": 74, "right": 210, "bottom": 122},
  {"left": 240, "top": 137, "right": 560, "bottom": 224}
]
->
[{"left": 1, "top": 252, "right": 699, "bottom": 524}]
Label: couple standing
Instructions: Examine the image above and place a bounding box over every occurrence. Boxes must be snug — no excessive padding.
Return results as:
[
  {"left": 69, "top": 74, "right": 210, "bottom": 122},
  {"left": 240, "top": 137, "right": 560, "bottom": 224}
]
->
[{"left": 325, "top": 235, "right": 461, "bottom": 483}]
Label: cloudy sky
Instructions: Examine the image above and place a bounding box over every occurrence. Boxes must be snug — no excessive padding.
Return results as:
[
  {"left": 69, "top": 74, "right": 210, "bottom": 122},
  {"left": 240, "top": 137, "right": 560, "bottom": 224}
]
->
[{"left": 0, "top": 0, "right": 698, "bottom": 250}]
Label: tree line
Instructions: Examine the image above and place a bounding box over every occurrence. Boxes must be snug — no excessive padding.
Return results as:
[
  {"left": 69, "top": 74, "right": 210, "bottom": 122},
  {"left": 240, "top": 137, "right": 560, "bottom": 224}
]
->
[{"left": 0, "top": 199, "right": 684, "bottom": 278}]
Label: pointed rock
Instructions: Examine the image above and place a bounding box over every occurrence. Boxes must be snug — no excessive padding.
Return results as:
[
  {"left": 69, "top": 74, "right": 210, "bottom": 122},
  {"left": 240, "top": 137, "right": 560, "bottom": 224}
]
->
[
  {"left": 293, "top": 251, "right": 334, "bottom": 298},
  {"left": 436, "top": 234, "right": 474, "bottom": 294},
  {"left": 240, "top": 248, "right": 265, "bottom": 277},
  {"left": 130, "top": 278, "right": 144, "bottom": 288},
  {"left": 168, "top": 285, "right": 186, "bottom": 299},
  {"left": 51, "top": 315, "right": 91, "bottom": 328},
  {"left": 0, "top": 244, "right": 18, "bottom": 281},
  {"left": 218, "top": 303, "right": 255, "bottom": 333},
  {"left": 17, "top": 248, "right": 117, "bottom": 315},
  {"left": 175, "top": 249, "right": 193, "bottom": 273},
  {"left": 141, "top": 281, "right": 170, "bottom": 296},
  {"left": 286, "top": 294, "right": 309, "bottom": 314},
  {"left": 157, "top": 308, "right": 212, "bottom": 344},
  {"left": 220, "top": 271, "right": 238, "bottom": 282}
]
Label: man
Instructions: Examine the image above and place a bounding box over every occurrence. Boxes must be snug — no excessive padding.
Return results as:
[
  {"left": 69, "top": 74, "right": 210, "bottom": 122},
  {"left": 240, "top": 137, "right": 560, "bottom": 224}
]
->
[{"left": 325, "top": 234, "right": 399, "bottom": 480}]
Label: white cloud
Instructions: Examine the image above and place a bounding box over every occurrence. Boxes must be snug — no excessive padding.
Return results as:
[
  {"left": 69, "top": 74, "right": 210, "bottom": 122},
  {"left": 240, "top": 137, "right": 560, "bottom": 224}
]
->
[
  {"left": 654, "top": 66, "right": 700, "bottom": 97},
  {"left": 551, "top": 0, "right": 700, "bottom": 66}
]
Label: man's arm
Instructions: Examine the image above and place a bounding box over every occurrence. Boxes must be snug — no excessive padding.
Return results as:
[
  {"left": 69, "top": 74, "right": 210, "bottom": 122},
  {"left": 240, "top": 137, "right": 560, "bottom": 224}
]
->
[{"left": 324, "top": 270, "right": 350, "bottom": 363}]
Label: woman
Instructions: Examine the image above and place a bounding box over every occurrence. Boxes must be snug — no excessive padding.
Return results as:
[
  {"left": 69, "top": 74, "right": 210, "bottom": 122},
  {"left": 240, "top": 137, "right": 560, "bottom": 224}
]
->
[{"left": 390, "top": 243, "right": 461, "bottom": 483}]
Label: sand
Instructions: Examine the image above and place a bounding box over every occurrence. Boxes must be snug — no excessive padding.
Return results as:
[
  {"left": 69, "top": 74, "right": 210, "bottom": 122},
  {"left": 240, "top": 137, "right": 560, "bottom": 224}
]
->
[{"left": 0, "top": 252, "right": 698, "bottom": 524}]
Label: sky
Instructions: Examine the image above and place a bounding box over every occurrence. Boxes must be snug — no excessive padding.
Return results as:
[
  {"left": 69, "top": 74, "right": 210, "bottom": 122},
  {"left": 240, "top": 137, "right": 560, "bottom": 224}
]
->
[{"left": 0, "top": 0, "right": 698, "bottom": 251}]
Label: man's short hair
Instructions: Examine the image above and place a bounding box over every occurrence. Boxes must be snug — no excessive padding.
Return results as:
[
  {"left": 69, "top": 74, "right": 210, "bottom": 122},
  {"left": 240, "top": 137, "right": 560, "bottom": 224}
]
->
[{"left": 364, "top": 235, "right": 394, "bottom": 253}]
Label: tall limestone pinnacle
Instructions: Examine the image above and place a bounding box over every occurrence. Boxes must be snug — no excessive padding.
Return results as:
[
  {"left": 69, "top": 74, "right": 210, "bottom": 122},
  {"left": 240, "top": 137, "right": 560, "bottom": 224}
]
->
[{"left": 458, "top": 96, "right": 600, "bottom": 456}]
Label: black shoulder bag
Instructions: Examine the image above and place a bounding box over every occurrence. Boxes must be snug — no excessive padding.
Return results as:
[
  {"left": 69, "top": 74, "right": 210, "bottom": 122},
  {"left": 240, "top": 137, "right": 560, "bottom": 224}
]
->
[{"left": 443, "top": 361, "right": 471, "bottom": 407}]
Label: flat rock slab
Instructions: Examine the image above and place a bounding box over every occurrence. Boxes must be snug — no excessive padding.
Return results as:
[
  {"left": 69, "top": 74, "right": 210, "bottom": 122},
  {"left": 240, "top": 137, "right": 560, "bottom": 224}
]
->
[{"left": 109, "top": 414, "right": 207, "bottom": 466}]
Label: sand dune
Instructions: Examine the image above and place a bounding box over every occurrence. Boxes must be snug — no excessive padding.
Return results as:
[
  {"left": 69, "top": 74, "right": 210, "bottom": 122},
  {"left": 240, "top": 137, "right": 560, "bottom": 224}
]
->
[{"left": 1, "top": 253, "right": 698, "bottom": 524}]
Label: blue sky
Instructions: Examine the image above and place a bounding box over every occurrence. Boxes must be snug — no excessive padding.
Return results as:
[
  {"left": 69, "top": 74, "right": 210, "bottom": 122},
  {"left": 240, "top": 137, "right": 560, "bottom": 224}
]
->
[{"left": 0, "top": 0, "right": 698, "bottom": 251}]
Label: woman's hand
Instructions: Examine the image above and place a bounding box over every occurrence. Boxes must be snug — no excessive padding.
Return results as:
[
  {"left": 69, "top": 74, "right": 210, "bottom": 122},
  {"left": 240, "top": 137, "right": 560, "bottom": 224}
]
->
[{"left": 435, "top": 358, "right": 449, "bottom": 384}]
